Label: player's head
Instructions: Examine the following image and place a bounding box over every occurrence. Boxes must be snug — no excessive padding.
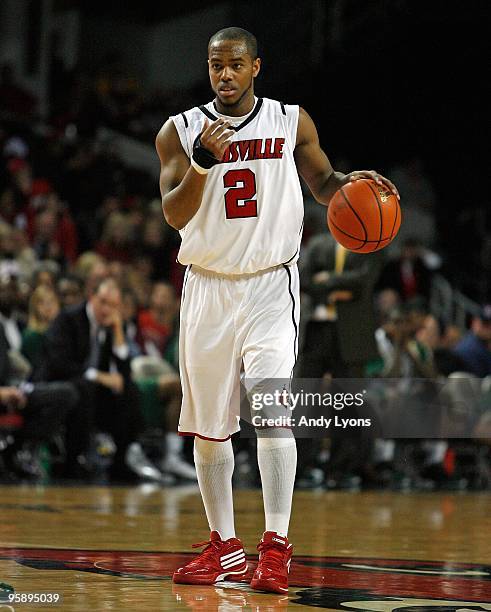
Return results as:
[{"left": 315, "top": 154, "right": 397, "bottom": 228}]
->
[{"left": 208, "top": 27, "right": 261, "bottom": 109}]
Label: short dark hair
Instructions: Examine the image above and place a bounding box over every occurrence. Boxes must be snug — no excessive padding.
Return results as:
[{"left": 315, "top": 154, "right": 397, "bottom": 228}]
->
[
  {"left": 208, "top": 27, "right": 258, "bottom": 59},
  {"left": 93, "top": 277, "right": 121, "bottom": 298}
]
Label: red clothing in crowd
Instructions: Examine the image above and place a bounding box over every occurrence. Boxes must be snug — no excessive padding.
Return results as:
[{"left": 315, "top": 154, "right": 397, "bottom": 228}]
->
[{"left": 137, "top": 309, "right": 172, "bottom": 356}]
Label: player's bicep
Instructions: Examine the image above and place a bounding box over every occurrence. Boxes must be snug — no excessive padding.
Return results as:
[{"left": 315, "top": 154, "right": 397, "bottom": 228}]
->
[
  {"left": 294, "top": 108, "right": 334, "bottom": 196},
  {"left": 155, "top": 119, "right": 190, "bottom": 196}
]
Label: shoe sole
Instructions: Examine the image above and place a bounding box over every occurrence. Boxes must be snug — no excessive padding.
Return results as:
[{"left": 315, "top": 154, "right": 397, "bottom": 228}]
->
[
  {"left": 173, "top": 567, "right": 248, "bottom": 585},
  {"left": 250, "top": 577, "right": 288, "bottom": 593}
]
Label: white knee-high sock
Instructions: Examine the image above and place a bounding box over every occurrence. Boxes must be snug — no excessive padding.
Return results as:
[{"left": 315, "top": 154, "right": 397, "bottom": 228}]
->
[
  {"left": 257, "top": 434, "right": 297, "bottom": 538},
  {"left": 193, "top": 437, "right": 236, "bottom": 541}
]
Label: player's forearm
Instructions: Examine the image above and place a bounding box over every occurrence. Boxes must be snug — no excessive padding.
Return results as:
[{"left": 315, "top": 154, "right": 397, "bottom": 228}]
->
[
  {"left": 162, "top": 168, "right": 208, "bottom": 230},
  {"left": 315, "top": 171, "right": 347, "bottom": 206}
]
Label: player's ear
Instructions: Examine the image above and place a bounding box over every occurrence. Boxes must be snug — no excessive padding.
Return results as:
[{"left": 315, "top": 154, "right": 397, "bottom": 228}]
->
[{"left": 252, "top": 58, "right": 261, "bottom": 78}]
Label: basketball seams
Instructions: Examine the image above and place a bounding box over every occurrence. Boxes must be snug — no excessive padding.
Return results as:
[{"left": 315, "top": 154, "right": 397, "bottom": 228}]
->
[
  {"left": 364, "top": 181, "right": 384, "bottom": 251},
  {"left": 328, "top": 219, "right": 365, "bottom": 250},
  {"left": 339, "top": 187, "right": 368, "bottom": 243},
  {"left": 328, "top": 218, "right": 392, "bottom": 243}
]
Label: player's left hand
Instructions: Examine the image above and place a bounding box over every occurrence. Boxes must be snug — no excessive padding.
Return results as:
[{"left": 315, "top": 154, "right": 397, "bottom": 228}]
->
[{"left": 345, "top": 170, "right": 400, "bottom": 200}]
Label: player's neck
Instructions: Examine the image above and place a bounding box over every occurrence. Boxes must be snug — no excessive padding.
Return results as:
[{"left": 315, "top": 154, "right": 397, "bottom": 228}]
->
[{"left": 214, "top": 91, "right": 256, "bottom": 117}]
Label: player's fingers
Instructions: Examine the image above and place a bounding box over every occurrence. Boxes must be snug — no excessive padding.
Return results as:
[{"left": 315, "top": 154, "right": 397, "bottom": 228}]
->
[
  {"left": 202, "top": 118, "right": 225, "bottom": 138},
  {"left": 200, "top": 118, "right": 210, "bottom": 137},
  {"left": 380, "top": 178, "right": 400, "bottom": 200},
  {"left": 367, "top": 171, "right": 400, "bottom": 199},
  {"left": 209, "top": 118, "right": 230, "bottom": 137},
  {"left": 212, "top": 122, "right": 232, "bottom": 139},
  {"left": 217, "top": 138, "right": 234, "bottom": 156},
  {"left": 216, "top": 128, "right": 235, "bottom": 143},
  {"left": 349, "top": 170, "right": 372, "bottom": 181}
]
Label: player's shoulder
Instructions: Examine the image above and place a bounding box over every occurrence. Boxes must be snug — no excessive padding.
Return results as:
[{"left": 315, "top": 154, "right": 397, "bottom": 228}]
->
[
  {"left": 170, "top": 101, "right": 212, "bottom": 127},
  {"left": 261, "top": 97, "right": 299, "bottom": 116}
]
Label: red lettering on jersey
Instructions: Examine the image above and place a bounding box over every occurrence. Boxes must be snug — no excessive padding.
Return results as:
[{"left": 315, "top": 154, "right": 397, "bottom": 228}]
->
[
  {"left": 229, "top": 142, "right": 239, "bottom": 162},
  {"left": 273, "top": 138, "right": 285, "bottom": 158},
  {"left": 220, "top": 138, "right": 285, "bottom": 163},
  {"left": 238, "top": 140, "right": 252, "bottom": 161},
  {"left": 254, "top": 139, "right": 264, "bottom": 159},
  {"left": 222, "top": 142, "right": 239, "bottom": 163},
  {"left": 263, "top": 138, "right": 274, "bottom": 158}
]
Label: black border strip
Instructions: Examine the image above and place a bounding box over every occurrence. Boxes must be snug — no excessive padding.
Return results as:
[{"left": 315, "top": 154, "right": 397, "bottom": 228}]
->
[
  {"left": 200, "top": 98, "right": 264, "bottom": 132},
  {"left": 234, "top": 98, "right": 263, "bottom": 131},
  {"left": 181, "top": 112, "right": 188, "bottom": 128},
  {"left": 283, "top": 264, "right": 298, "bottom": 375},
  {"left": 280, "top": 101, "right": 286, "bottom": 115},
  {"left": 181, "top": 265, "right": 191, "bottom": 303},
  {"left": 199, "top": 105, "right": 217, "bottom": 121}
]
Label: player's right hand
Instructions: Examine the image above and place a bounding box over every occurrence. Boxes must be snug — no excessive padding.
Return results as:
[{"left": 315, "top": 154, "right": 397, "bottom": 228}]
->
[{"left": 199, "top": 119, "right": 235, "bottom": 160}]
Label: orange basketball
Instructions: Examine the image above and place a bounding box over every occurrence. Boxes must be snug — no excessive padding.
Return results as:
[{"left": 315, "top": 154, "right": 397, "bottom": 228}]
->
[{"left": 327, "top": 178, "right": 401, "bottom": 253}]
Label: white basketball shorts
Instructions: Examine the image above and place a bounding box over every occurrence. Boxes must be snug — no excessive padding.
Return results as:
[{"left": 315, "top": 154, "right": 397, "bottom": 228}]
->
[{"left": 178, "top": 263, "right": 300, "bottom": 440}]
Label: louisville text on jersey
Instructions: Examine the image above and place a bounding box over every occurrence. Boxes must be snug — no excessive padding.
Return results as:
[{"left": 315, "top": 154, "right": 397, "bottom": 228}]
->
[{"left": 221, "top": 138, "right": 285, "bottom": 163}]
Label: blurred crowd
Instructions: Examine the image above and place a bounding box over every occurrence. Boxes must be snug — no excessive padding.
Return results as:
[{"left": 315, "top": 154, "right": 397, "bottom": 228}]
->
[
  {"left": 1, "top": 62, "right": 490, "bottom": 490},
  {"left": 291, "top": 232, "right": 491, "bottom": 491}
]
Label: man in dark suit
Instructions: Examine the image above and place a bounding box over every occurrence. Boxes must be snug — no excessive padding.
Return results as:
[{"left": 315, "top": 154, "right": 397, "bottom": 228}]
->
[
  {"left": 43, "top": 278, "right": 164, "bottom": 482},
  {"left": 295, "top": 233, "right": 385, "bottom": 488},
  {"left": 297, "top": 233, "right": 385, "bottom": 379},
  {"left": 377, "top": 238, "right": 433, "bottom": 306}
]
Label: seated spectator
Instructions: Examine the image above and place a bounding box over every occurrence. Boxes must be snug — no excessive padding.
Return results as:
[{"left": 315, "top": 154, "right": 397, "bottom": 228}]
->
[
  {"left": 42, "top": 278, "right": 164, "bottom": 483},
  {"left": 95, "top": 211, "right": 135, "bottom": 264},
  {"left": 1, "top": 320, "right": 77, "bottom": 480},
  {"left": 374, "top": 288, "right": 401, "bottom": 326},
  {"left": 134, "top": 282, "right": 195, "bottom": 480},
  {"left": 0, "top": 224, "right": 37, "bottom": 283},
  {"left": 441, "top": 323, "right": 463, "bottom": 350},
  {"left": 28, "top": 192, "right": 78, "bottom": 267},
  {"left": 453, "top": 306, "right": 491, "bottom": 377},
  {"left": 73, "top": 252, "right": 109, "bottom": 298},
  {"left": 121, "top": 287, "right": 142, "bottom": 359},
  {"left": 138, "top": 213, "right": 177, "bottom": 281},
  {"left": 415, "top": 313, "right": 468, "bottom": 377},
  {"left": 377, "top": 238, "right": 433, "bottom": 307},
  {"left": 375, "top": 307, "right": 437, "bottom": 379},
  {"left": 57, "top": 274, "right": 84, "bottom": 309},
  {"left": 21, "top": 285, "right": 60, "bottom": 378},
  {"left": 0, "top": 274, "right": 24, "bottom": 353},
  {"left": 31, "top": 261, "right": 60, "bottom": 290},
  {"left": 137, "top": 282, "right": 178, "bottom": 362}
]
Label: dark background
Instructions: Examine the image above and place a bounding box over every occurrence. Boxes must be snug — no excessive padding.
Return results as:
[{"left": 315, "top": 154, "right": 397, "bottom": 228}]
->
[
  {"left": 72, "top": 0, "right": 489, "bottom": 297},
  {"left": 3, "top": 0, "right": 491, "bottom": 299}
]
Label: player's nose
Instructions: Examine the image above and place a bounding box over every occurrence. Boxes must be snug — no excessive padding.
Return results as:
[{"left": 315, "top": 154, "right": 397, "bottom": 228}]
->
[{"left": 220, "top": 67, "right": 233, "bottom": 81}]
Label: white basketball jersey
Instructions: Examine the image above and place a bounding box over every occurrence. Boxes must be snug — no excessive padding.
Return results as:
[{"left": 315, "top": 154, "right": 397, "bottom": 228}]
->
[{"left": 171, "top": 97, "right": 304, "bottom": 274}]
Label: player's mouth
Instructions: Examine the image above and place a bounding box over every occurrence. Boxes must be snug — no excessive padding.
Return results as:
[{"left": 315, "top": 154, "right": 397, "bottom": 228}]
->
[{"left": 219, "top": 87, "right": 237, "bottom": 97}]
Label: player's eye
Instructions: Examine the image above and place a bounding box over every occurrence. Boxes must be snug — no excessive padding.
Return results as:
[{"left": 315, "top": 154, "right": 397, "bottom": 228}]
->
[
  {"left": 211, "top": 64, "right": 222, "bottom": 70},
  {"left": 233, "top": 64, "right": 243, "bottom": 70}
]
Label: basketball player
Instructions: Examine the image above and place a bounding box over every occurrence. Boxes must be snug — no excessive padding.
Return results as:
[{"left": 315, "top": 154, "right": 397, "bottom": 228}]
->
[{"left": 156, "top": 27, "right": 399, "bottom": 594}]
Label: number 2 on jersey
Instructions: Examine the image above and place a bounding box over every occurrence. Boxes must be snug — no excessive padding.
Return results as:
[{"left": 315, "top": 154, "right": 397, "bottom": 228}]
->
[{"left": 223, "top": 169, "right": 257, "bottom": 219}]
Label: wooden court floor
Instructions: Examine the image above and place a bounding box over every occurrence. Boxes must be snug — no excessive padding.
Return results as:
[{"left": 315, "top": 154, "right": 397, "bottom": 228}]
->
[{"left": 0, "top": 484, "right": 490, "bottom": 611}]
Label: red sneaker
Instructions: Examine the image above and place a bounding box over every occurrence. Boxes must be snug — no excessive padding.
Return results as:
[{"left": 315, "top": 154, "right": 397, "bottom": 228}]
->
[
  {"left": 173, "top": 531, "right": 247, "bottom": 585},
  {"left": 250, "top": 531, "right": 292, "bottom": 594}
]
